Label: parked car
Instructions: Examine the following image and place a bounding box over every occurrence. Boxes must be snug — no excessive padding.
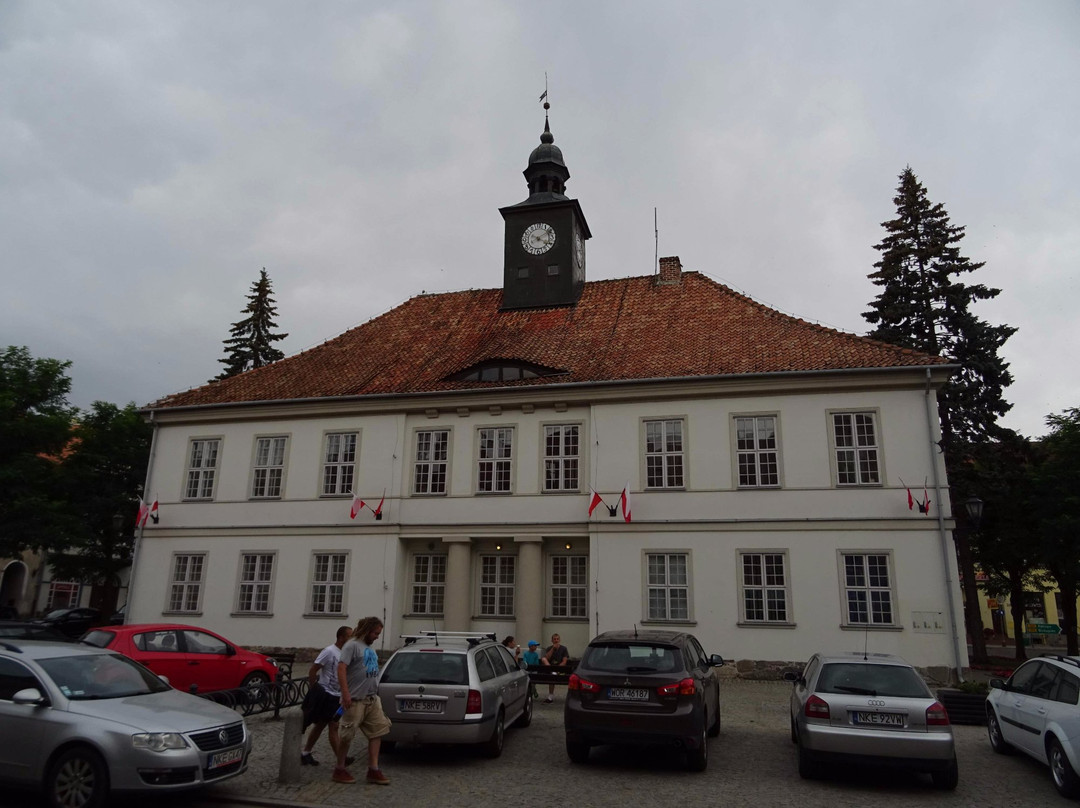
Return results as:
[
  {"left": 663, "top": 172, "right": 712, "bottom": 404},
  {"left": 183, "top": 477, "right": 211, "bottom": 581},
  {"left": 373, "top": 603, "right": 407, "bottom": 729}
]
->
[
  {"left": 0, "top": 639, "right": 250, "bottom": 808},
  {"left": 787, "top": 651, "right": 957, "bottom": 789},
  {"left": 36, "top": 606, "right": 102, "bottom": 638},
  {"left": 563, "top": 629, "right": 723, "bottom": 771},
  {"left": 377, "top": 631, "right": 532, "bottom": 757},
  {"left": 986, "top": 655, "right": 1080, "bottom": 798},
  {"left": 80, "top": 624, "right": 280, "bottom": 693},
  {"left": 109, "top": 604, "right": 126, "bottom": 625},
  {"left": 0, "top": 621, "right": 75, "bottom": 642}
]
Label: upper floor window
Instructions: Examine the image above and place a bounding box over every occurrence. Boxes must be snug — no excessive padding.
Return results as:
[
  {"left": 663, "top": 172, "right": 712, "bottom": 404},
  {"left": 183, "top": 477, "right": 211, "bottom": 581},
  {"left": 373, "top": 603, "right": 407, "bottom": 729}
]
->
[
  {"left": 309, "top": 552, "right": 348, "bottom": 615},
  {"left": 544, "top": 424, "right": 580, "bottom": 491},
  {"left": 479, "top": 555, "right": 515, "bottom": 617},
  {"left": 411, "top": 554, "right": 447, "bottom": 615},
  {"left": 646, "top": 552, "right": 690, "bottom": 621},
  {"left": 739, "top": 551, "right": 789, "bottom": 623},
  {"left": 735, "top": 416, "right": 780, "bottom": 488},
  {"left": 550, "top": 555, "right": 588, "bottom": 618},
  {"left": 167, "top": 553, "right": 205, "bottom": 613},
  {"left": 645, "top": 419, "right": 685, "bottom": 488},
  {"left": 322, "top": 433, "right": 357, "bottom": 496},
  {"left": 832, "top": 412, "right": 881, "bottom": 486},
  {"left": 414, "top": 429, "right": 449, "bottom": 495},
  {"left": 185, "top": 438, "right": 220, "bottom": 499},
  {"left": 446, "top": 359, "right": 565, "bottom": 382},
  {"left": 477, "top": 427, "right": 513, "bottom": 493},
  {"left": 841, "top": 552, "right": 894, "bottom": 626},
  {"left": 237, "top": 552, "right": 275, "bottom": 614},
  {"left": 251, "top": 436, "right": 287, "bottom": 498}
]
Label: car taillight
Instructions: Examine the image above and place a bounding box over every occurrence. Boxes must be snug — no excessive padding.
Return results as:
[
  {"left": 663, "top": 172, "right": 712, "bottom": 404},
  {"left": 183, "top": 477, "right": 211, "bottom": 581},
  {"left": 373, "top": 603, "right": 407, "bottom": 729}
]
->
[
  {"left": 657, "top": 678, "right": 695, "bottom": 696},
  {"left": 466, "top": 689, "right": 482, "bottom": 714},
  {"left": 805, "top": 694, "right": 830, "bottom": 719},
  {"left": 926, "top": 701, "right": 950, "bottom": 726},
  {"left": 568, "top": 674, "right": 599, "bottom": 693}
]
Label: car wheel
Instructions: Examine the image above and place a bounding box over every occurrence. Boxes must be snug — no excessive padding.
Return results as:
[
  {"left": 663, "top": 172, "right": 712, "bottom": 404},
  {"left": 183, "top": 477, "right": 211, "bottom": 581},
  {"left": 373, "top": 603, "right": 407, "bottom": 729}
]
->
[
  {"left": 686, "top": 722, "right": 708, "bottom": 772},
  {"left": 708, "top": 706, "right": 721, "bottom": 738},
  {"left": 566, "top": 737, "right": 590, "bottom": 764},
  {"left": 987, "top": 709, "right": 1014, "bottom": 755},
  {"left": 482, "top": 710, "right": 505, "bottom": 758},
  {"left": 930, "top": 757, "right": 959, "bottom": 790},
  {"left": 242, "top": 671, "right": 270, "bottom": 688},
  {"left": 514, "top": 691, "right": 533, "bottom": 728},
  {"left": 796, "top": 730, "right": 817, "bottom": 780},
  {"left": 1049, "top": 737, "right": 1080, "bottom": 799},
  {"left": 47, "top": 746, "right": 109, "bottom": 808}
]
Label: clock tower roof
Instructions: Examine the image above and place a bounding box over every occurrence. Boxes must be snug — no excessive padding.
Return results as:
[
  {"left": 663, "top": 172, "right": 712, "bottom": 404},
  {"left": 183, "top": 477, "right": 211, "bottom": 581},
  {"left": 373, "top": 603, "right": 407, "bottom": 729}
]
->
[{"left": 518, "top": 107, "right": 570, "bottom": 203}]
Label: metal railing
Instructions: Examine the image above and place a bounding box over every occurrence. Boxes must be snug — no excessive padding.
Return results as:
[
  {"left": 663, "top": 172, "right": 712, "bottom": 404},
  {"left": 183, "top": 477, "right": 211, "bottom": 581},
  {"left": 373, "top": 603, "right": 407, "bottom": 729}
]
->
[{"left": 197, "top": 676, "right": 309, "bottom": 719}]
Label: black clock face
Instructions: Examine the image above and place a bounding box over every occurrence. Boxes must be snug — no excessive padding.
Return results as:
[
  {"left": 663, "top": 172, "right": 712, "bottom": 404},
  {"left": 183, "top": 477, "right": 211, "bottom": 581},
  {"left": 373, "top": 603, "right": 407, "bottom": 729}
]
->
[{"left": 522, "top": 222, "right": 556, "bottom": 255}]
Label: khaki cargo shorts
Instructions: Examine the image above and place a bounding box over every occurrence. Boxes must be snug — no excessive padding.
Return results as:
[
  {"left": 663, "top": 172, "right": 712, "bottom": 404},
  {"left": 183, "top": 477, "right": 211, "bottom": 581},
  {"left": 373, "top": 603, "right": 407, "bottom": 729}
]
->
[{"left": 339, "top": 695, "right": 392, "bottom": 745}]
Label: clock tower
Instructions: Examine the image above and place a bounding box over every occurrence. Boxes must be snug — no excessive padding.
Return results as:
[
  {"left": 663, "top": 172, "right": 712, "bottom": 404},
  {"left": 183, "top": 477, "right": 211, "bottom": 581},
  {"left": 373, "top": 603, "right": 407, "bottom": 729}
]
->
[{"left": 499, "top": 105, "right": 591, "bottom": 310}]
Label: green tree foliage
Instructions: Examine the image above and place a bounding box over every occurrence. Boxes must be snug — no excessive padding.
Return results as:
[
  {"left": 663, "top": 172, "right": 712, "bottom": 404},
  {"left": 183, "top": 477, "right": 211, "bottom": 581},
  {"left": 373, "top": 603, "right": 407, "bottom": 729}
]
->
[
  {"left": 216, "top": 268, "right": 288, "bottom": 380},
  {"left": 0, "top": 346, "right": 76, "bottom": 557},
  {"left": 49, "top": 402, "right": 152, "bottom": 613},
  {"left": 1033, "top": 407, "right": 1080, "bottom": 655}
]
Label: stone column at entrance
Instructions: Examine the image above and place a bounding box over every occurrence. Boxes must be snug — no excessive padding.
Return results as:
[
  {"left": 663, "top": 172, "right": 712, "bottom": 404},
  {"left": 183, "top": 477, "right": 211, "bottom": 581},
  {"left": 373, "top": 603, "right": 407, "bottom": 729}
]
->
[
  {"left": 516, "top": 537, "right": 543, "bottom": 643},
  {"left": 443, "top": 538, "right": 472, "bottom": 631}
]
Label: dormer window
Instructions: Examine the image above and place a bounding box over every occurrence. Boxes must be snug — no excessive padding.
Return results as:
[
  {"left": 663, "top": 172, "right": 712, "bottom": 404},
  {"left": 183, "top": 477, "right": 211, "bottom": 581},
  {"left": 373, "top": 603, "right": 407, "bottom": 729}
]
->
[{"left": 446, "top": 359, "right": 566, "bottom": 383}]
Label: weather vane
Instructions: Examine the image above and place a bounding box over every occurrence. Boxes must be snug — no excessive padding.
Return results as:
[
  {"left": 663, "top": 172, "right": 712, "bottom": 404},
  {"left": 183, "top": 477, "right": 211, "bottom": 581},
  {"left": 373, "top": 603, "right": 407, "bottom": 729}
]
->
[{"left": 539, "top": 72, "right": 549, "bottom": 110}]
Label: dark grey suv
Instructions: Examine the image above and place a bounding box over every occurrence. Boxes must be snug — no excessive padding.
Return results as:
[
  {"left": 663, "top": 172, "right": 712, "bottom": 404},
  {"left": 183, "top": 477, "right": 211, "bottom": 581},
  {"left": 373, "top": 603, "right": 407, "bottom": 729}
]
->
[{"left": 564, "top": 629, "right": 724, "bottom": 771}]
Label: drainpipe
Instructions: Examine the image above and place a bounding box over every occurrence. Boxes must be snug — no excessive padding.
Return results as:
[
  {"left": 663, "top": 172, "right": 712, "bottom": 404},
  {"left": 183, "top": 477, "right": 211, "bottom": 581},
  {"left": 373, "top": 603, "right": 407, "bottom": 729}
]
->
[
  {"left": 926, "top": 369, "right": 965, "bottom": 682},
  {"left": 127, "top": 411, "right": 159, "bottom": 620}
]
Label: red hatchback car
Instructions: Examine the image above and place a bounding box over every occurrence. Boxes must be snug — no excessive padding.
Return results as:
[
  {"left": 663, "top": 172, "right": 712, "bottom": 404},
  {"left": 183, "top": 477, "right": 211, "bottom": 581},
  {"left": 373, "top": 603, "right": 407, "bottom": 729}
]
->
[{"left": 81, "top": 623, "right": 280, "bottom": 693}]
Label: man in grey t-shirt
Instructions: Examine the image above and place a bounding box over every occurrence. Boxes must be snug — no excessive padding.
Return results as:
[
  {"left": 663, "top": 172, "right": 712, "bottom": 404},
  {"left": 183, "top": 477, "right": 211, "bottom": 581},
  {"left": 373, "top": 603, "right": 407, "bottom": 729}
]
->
[{"left": 334, "top": 616, "right": 392, "bottom": 785}]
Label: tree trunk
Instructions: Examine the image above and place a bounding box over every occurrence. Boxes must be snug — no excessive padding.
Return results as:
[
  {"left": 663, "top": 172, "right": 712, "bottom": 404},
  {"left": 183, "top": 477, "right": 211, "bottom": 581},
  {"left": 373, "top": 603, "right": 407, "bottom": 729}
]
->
[
  {"left": 1059, "top": 571, "right": 1079, "bottom": 656},
  {"left": 955, "top": 529, "right": 988, "bottom": 663},
  {"left": 1008, "top": 574, "right": 1028, "bottom": 662}
]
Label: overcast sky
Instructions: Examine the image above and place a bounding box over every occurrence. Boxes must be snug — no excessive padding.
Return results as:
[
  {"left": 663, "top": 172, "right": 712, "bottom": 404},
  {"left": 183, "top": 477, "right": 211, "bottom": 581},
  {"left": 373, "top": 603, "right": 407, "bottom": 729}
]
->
[{"left": 2, "top": 1, "right": 1076, "bottom": 438}]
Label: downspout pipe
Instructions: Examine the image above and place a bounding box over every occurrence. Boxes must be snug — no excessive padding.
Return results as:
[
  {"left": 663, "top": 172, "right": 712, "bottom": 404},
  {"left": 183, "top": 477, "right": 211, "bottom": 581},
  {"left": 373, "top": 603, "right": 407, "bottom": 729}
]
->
[
  {"left": 127, "top": 411, "right": 159, "bottom": 621},
  {"left": 926, "top": 368, "right": 965, "bottom": 682}
]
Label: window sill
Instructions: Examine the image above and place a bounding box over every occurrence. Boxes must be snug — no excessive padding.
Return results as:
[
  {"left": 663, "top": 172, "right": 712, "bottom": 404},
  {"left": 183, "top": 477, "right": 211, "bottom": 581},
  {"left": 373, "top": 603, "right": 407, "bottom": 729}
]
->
[
  {"left": 474, "top": 491, "right": 514, "bottom": 496},
  {"left": 736, "top": 621, "right": 796, "bottom": 629},
  {"left": 410, "top": 492, "right": 448, "bottom": 498},
  {"left": 543, "top": 616, "right": 590, "bottom": 623},
  {"left": 303, "top": 612, "right": 348, "bottom": 619},
  {"left": 248, "top": 497, "right": 283, "bottom": 501},
  {"left": 163, "top": 610, "right": 203, "bottom": 617},
  {"left": 840, "top": 623, "right": 902, "bottom": 631},
  {"left": 403, "top": 613, "right": 444, "bottom": 619},
  {"left": 541, "top": 489, "right": 582, "bottom": 495},
  {"left": 230, "top": 612, "right": 275, "bottom": 618},
  {"left": 473, "top": 615, "right": 516, "bottom": 620},
  {"left": 640, "top": 619, "right": 697, "bottom": 626}
]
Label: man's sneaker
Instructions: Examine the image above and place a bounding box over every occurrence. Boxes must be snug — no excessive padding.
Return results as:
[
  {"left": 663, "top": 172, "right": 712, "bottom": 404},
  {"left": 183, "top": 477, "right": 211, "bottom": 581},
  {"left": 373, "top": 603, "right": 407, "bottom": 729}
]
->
[
  {"left": 544, "top": 697, "right": 554, "bottom": 703},
  {"left": 332, "top": 768, "right": 356, "bottom": 784},
  {"left": 300, "top": 751, "right": 318, "bottom": 766},
  {"left": 366, "top": 768, "right": 391, "bottom": 785}
]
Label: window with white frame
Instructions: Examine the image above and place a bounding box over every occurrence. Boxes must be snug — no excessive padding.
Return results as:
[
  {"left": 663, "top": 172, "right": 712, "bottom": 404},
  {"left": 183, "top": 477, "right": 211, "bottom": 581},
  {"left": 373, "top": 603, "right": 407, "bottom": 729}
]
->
[
  {"left": 544, "top": 424, "right": 580, "bottom": 491},
  {"left": 740, "top": 552, "right": 789, "bottom": 622},
  {"left": 479, "top": 555, "right": 515, "bottom": 617},
  {"left": 322, "top": 433, "right": 357, "bottom": 496},
  {"left": 167, "top": 554, "right": 205, "bottom": 612},
  {"left": 645, "top": 419, "right": 685, "bottom": 488},
  {"left": 414, "top": 430, "right": 449, "bottom": 495},
  {"left": 185, "top": 438, "right": 220, "bottom": 499},
  {"left": 46, "top": 581, "right": 81, "bottom": 610},
  {"left": 550, "top": 555, "right": 588, "bottom": 617},
  {"left": 735, "top": 416, "right": 780, "bottom": 487},
  {"left": 411, "top": 554, "right": 447, "bottom": 614},
  {"left": 646, "top": 552, "right": 690, "bottom": 621},
  {"left": 477, "top": 427, "right": 513, "bottom": 493},
  {"left": 237, "top": 553, "right": 275, "bottom": 613},
  {"left": 251, "top": 436, "right": 287, "bottom": 498},
  {"left": 841, "top": 552, "right": 894, "bottom": 625},
  {"left": 309, "top": 552, "right": 347, "bottom": 614},
  {"left": 832, "top": 412, "right": 881, "bottom": 486}
]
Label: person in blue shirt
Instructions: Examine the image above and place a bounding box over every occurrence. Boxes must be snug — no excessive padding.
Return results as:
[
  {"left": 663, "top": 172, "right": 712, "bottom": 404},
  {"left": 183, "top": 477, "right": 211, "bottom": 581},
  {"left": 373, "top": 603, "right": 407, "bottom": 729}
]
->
[{"left": 523, "top": 640, "right": 541, "bottom": 700}]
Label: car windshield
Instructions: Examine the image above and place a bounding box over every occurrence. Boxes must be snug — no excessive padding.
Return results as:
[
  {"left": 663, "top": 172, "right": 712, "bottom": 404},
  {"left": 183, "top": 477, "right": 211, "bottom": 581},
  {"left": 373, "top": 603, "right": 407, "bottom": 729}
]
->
[
  {"left": 817, "top": 663, "right": 931, "bottom": 698},
  {"left": 582, "top": 643, "right": 680, "bottom": 673},
  {"left": 80, "top": 630, "right": 114, "bottom": 648},
  {"left": 381, "top": 651, "right": 468, "bottom": 685},
  {"left": 38, "top": 653, "right": 172, "bottom": 700},
  {"left": 43, "top": 609, "right": 71, "bottom": 620}
]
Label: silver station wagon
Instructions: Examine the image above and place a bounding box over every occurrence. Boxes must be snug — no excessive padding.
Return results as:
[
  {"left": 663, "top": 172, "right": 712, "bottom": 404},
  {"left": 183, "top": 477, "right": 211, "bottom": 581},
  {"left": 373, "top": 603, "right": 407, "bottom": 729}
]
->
[
  {"left": 377, "top": 631, "right": 532, "bottom": 756},
  {"left": 787, "top": 651, "right": 957, "bottom": 789},
  {"left": 0, "top": 639, "right": 250, "bottom": 808}
]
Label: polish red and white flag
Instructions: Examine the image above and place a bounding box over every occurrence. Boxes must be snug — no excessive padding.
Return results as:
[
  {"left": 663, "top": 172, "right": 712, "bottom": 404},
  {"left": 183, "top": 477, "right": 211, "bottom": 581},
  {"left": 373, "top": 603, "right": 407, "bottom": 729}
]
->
[
  {"left": 620, "top": 484, "right": 632, "bottom": 523},
  {"left": 349, "top": 491, "right": 365, "bottom": 520}
]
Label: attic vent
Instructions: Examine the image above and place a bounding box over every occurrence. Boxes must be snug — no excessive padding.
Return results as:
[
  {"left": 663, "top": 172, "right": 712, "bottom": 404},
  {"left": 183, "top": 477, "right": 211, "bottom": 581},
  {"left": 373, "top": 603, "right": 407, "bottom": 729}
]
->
[{"left": 446, "top": 359, "right": 566, "bottom": 383}]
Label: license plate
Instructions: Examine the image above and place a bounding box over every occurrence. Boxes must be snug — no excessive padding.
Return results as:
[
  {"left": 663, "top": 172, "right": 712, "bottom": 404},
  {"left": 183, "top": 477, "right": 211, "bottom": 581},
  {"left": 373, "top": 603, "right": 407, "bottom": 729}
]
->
[
  {"left": 208, "top": 747, "right": 244, "bottom": 769},
  {"left": 852, "top": 711, "right": 903, "bottom": 726},
  {"left": 608, "top": 687, "right": 650, "bottom": 701},
  {"left": 401, "top": 699, "right": 444, "bottom": 713}
]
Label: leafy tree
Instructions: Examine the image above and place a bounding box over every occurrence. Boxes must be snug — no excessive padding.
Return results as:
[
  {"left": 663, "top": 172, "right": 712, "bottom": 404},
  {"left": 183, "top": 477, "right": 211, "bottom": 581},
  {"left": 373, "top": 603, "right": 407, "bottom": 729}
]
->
[
  {"left": 216, "top": 268, "right": 288, "bottom": 380},
  {"left": 1032, "top": 407, "right": 1080, "bottom": 655},
  {"left": 0, "top": 346, "right": 76, "bottom": 558},
  {"left": 864, "top": 168, "right": 1017, "bottom": 664},
  {"left": 49, "top": 402, "right": 152, "bottom": 614}
]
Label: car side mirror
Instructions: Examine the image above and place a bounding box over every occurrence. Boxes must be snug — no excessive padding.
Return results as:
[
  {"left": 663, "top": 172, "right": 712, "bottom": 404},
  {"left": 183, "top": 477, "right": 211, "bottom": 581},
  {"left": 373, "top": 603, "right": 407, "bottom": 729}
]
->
[
  {"left": 782, "top": 671, "right": 803, "bottom": 686},
  {"left": 518, "top": 659, "right": 528, "bottom": 671},
  {"left": 158, "top": 674, "right": 171, "bottom": 686},
  {"left": 12, "top": 687, "right": 46, "bottom": 706},
  {"left": 988, "top": 677, "right": 1007, "bottom": 691},
  {"left": 709, "top": 654, "right": 724, "bottom": 666},
  {"left": 227, "top": 645, "right": 237, "bottom": 656}
]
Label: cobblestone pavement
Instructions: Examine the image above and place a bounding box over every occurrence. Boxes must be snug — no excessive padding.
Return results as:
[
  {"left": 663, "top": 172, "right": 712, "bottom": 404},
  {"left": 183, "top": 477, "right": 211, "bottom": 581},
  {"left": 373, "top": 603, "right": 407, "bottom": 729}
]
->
[{"left": 202, "top": 680, "right": 1067, "bottom": 808}]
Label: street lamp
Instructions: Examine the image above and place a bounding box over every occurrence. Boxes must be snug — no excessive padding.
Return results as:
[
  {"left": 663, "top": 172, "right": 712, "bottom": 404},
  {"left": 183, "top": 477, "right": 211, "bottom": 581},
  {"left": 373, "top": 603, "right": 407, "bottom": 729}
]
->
[{"left": 964, "top": 496, "right": 984, "bottom": 527}]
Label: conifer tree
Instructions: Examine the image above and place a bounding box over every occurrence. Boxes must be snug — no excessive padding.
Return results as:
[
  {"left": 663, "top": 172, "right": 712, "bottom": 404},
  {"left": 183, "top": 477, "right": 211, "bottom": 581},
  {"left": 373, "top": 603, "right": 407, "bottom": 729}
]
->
[
  {"left": 216, "top": 268, "right": 288, "bottom": 380},
  {"left": 864, "top": 167, "right": 1017, "bottom": 664}
]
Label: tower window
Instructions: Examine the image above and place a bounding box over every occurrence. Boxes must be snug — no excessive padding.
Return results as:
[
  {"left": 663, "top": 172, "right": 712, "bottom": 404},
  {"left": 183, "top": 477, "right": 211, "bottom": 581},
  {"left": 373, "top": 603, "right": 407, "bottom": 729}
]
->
[
  {"left": 547, "top": 265, "right": 560, "bottom": 276},
  {"left": 517, "top": 267, "right": 529, "bottom": 279}
]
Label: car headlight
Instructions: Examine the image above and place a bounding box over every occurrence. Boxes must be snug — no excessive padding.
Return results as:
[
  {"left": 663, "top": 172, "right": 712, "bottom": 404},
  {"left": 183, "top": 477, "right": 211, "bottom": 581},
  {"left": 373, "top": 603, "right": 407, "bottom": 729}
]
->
[{"left": 132, "top": 733, "right": 189, "bottom": 752}]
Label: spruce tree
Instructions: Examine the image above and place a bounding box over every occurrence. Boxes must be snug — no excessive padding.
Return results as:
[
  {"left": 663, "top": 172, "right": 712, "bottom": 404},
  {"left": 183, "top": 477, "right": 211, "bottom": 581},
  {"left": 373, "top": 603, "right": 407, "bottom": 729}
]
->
[
  {"left": 864, "top": 167, "right": 1017, "bottom": 664},
  {"left": 216, "top": 268, "right": 288, "bottom": 380}
]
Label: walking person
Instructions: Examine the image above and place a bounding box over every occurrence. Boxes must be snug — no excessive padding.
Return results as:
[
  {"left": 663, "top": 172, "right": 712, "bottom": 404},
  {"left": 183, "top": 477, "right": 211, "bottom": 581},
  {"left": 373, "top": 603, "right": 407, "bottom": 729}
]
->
[
  {"left": 334, "top": 616, "right": 392, "bottom": 785},
  {"left": 540, "top": 633, "right": 569, "bottom": 703},
  {"left": 300, "top": 625, "right": 352, "bottom": 766}
]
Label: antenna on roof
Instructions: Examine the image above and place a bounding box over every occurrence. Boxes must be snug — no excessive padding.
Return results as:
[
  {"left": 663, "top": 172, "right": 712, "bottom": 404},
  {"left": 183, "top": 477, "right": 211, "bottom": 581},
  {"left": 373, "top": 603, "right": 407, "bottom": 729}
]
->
[{"left": 654, "top": 208, "right": 659, "bottom": 275}]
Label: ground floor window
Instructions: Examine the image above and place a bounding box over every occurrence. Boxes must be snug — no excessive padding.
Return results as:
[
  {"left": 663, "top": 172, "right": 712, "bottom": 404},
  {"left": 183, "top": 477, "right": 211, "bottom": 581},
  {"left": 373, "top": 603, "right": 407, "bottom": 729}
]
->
[
  {"left": 646, "top": 552, "right": 690, "bottom": 621},
  {"left": 46, "top": 580, "right": 80, "bottom": 610},
  {"left": 840, "top": 552, "right": 894, "bottom": 626}
]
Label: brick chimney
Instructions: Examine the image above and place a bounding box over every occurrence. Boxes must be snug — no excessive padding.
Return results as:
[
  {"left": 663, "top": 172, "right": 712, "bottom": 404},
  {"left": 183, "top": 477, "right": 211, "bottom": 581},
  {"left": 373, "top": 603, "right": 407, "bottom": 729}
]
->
[{"left": 657, "top": 255, "right": 682, "bottom": 286}]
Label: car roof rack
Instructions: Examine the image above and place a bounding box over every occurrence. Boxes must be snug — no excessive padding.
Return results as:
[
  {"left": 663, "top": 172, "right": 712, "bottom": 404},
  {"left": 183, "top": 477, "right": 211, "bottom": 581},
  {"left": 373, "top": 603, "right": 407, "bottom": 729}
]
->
[
  {"left": 1047, "top": 655, "right": 1080, "bottom": 670},
  {"left": 400, "top": 631, "right": 497, "bottom": 647}
]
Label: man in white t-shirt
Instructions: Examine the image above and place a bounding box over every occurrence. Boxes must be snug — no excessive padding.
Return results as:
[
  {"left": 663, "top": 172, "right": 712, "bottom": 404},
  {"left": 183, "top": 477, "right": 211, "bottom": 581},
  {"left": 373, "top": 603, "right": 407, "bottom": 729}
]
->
[{"left": 300, "top": 625, "right": 352, "bottom": 766}]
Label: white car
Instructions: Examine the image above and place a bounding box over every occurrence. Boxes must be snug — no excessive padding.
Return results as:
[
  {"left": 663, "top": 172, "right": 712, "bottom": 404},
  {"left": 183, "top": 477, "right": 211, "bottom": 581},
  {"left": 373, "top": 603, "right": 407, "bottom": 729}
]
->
[{"left": 986, "top": 655, "right": 1080, "bottom": 798}]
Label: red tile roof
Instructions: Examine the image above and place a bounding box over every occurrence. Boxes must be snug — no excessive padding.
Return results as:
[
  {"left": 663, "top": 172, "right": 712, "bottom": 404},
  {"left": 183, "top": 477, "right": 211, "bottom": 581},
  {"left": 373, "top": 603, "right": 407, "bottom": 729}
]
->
[{"left": 150, "top": 271, "right": 945, "bottom": 409}]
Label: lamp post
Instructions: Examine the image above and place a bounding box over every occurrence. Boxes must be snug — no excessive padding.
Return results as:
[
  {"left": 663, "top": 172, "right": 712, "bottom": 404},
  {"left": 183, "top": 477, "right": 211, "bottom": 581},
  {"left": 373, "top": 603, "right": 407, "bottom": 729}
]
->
[
  {"left": 956, "top": 494, "right": 988, "bottom": 664},
  {"left": 964, "top": 496, "right": 984, "bottom": 528}
]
